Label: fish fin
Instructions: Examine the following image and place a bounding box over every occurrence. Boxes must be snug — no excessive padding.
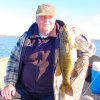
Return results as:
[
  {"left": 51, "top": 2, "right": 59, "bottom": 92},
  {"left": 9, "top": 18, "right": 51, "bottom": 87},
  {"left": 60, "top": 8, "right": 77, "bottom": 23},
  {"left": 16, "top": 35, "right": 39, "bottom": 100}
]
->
[
  {"left": 55, "top": 63, "right": 61, "bottom": 76},
  {"left": 71, "top": 68, "right": 78, "bottom": 78},
  {"left": 72, "top": 43, "right": 77, "bottom": 49},
  {"left": 60, "top": 83, "right": 73, "bottom": 96},
  {"left": 73, "top": 43, "right": 77, "bottom": 48}
]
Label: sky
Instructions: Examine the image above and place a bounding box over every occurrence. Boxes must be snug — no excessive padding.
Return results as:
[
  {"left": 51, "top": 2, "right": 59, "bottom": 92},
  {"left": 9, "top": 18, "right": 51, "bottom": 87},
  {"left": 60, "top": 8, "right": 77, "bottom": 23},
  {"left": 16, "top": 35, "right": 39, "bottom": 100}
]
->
[{"left": 0, "top": 0, "right": 100, "bottom": 39}]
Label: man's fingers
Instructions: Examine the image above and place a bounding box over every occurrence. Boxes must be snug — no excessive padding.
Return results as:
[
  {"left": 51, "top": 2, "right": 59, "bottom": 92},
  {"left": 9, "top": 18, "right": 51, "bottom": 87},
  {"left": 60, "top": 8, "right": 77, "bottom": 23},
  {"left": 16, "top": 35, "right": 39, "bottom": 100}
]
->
[
  {"left": 1, "top": 90, "right": 5, "bottom": 98},
  {"left": 0, "top": 84, "right": 16, "bottom": 99},
  {"left": 1, "top": 90, "right": 7, "bottom": 99},
  {"left": 12, "top": 89, "right": 16, "bottom": 96},
  {"left": 7, "top": 90, "right": 12, "bottom": 99},
  {"left": 1, "top": 89, "right": 12, "bottom": 100}
]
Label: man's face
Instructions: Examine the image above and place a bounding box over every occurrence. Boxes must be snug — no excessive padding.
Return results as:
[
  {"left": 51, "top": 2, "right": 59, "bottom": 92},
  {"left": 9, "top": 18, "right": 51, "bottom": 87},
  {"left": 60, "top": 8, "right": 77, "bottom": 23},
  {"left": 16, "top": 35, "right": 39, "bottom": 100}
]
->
[{"left": 36, "top": 15, "right": 56, "bottom": 34}]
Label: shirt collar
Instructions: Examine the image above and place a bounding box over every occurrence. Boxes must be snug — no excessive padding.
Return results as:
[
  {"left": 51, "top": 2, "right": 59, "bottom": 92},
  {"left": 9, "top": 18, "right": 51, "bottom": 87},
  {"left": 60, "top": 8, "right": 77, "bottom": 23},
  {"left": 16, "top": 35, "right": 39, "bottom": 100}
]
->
[{"left": 39, "top": 32, "right": 49, "bottom": 38}]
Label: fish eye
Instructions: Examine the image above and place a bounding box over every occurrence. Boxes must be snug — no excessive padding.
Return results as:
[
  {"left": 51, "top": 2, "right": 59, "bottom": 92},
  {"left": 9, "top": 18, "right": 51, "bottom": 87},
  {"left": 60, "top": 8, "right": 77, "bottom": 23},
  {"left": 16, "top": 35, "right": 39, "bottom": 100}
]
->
[{"left": 63, "top": 40, "right": 67, "bottom": 43}]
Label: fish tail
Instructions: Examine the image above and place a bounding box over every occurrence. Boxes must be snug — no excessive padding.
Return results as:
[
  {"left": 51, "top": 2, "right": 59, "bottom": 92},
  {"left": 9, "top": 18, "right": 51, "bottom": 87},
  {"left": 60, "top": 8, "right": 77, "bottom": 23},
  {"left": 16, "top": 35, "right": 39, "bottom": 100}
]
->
[{"left": 60, "top": 83, "right": 73, "bottom": 96}]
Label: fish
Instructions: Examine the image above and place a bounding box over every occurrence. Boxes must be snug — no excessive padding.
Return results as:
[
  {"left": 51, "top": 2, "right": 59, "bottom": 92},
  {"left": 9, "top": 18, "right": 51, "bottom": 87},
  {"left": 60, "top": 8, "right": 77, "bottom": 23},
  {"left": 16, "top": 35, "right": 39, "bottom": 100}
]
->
[{"left": 55, "top": 25, "right": 78, "bottom": 96}]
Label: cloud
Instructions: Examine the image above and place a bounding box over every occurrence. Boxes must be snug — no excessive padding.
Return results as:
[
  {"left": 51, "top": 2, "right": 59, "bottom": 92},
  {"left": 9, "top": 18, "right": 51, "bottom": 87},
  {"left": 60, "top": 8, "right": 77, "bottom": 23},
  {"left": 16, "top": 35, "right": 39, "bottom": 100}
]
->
[
  {"left": 0, "top": 10, "right": 34, "bottom": 36},
  {"left": 79, "top": 15, "right": 100, "bottom": 39}
]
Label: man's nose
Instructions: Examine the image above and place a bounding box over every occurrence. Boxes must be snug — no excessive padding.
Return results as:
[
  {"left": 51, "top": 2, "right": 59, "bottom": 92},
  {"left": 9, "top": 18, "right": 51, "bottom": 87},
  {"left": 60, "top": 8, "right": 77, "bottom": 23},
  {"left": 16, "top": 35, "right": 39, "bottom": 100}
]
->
[{"left": 44, "top": 18, "right": 49, "bottom": 22}]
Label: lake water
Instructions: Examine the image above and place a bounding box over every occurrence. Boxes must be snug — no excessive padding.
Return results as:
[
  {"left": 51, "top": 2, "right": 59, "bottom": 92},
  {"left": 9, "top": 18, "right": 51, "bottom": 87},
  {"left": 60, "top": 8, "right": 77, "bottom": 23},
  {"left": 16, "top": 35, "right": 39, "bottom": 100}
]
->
[
  {"left": 0, "top": 36, "right": 100, "bottom": 58},
  {"left": 0, "top": 36, "right": 19, "bottom": 58}
]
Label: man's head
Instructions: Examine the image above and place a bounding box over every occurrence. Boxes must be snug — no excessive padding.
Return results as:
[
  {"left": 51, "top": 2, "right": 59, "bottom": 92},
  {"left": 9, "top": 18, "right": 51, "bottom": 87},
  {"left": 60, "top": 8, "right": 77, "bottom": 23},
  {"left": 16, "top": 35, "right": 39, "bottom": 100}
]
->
[{"left": 36, "top": 4, "right": 56, "bottom": 35}]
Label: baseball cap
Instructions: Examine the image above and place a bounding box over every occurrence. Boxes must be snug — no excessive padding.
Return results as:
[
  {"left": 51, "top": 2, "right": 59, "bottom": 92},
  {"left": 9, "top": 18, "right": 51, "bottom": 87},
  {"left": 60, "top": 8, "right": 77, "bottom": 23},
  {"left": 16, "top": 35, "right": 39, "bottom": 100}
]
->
[{"left": 36, "top": 4, "right": 56, "bottom": 16}]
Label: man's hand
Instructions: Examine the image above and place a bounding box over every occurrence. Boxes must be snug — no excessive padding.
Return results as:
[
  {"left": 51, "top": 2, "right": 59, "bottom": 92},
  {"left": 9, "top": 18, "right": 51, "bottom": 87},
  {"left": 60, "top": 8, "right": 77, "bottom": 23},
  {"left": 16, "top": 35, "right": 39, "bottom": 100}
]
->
[
  {"left": 75, "top": 55, "right": 89, "bottom": 75},
  {"left": 1, "top": 84, "right": 16, "bottom": 100}
]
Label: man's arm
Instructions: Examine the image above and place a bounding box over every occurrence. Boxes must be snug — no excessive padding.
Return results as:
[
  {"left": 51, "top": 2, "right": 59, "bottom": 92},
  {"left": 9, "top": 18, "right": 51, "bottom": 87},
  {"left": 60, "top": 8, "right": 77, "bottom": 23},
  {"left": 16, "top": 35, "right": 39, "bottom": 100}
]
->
[
  {"left": 75, "top": 34, "right": 96, "bottom": 57},
  {"left": 4, "top": 32, "right": 27, "bottom": 86}
]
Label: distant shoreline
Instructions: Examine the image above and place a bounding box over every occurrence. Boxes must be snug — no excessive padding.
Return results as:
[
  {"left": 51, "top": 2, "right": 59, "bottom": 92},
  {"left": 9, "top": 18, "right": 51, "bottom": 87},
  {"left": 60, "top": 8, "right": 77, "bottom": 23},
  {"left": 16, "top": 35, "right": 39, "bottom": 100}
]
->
[
  {"left": 0, "top": 35, "right": 99, "bottom": 40},
  {"left": 0, "top": 35, "right": 20, "bottom": 37}
]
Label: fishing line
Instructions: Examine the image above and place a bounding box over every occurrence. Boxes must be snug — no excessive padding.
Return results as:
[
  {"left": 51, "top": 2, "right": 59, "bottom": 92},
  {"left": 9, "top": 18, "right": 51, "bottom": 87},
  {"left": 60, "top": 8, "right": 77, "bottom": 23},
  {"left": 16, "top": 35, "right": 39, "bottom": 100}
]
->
[{"left": 82, "top": 72, "right": 100, "bottom": 96}]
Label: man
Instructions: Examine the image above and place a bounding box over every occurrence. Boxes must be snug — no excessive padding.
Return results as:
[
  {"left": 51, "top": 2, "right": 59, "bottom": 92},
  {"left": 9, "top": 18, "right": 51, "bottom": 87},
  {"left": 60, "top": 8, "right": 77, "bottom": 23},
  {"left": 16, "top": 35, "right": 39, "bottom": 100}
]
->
[{"left": 0, "top": 4, "right": 95, "bottom": 100}]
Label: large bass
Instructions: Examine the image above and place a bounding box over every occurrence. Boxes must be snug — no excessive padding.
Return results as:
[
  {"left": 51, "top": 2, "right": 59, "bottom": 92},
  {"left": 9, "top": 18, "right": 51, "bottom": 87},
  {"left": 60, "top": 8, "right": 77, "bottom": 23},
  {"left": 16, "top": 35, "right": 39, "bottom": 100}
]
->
[{"left": 55, "top": 25, "right": 78, "bottom": 96}]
